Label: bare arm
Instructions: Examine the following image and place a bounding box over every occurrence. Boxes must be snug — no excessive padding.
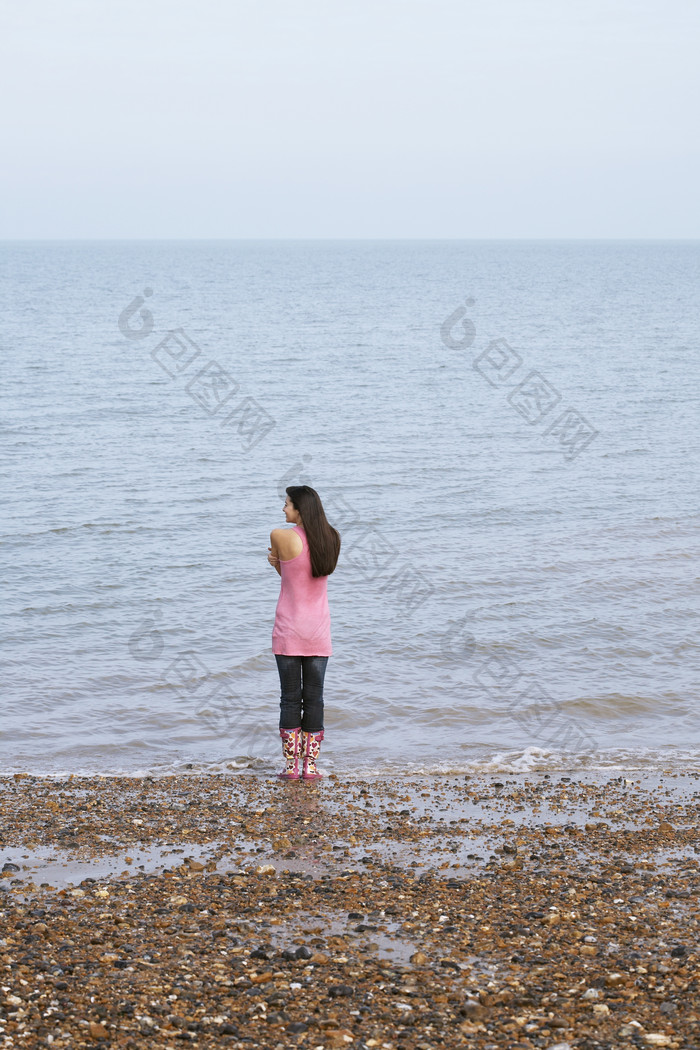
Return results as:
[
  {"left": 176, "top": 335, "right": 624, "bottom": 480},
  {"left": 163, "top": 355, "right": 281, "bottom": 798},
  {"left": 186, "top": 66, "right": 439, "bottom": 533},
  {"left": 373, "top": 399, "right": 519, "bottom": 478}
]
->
[{"left": 268, "top": 530, "right": 281, "bottom": 576}]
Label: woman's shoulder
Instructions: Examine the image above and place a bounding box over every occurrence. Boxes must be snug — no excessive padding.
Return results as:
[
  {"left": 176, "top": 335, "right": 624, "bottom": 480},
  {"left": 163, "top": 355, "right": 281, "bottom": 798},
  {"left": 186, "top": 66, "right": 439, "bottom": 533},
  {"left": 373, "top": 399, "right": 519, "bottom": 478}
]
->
[
  {"left": 271, "top": 526, "right": 304, "bottom": 556},
  {"left": 271, "top": 525, "right": 303, "bottom": 538}
]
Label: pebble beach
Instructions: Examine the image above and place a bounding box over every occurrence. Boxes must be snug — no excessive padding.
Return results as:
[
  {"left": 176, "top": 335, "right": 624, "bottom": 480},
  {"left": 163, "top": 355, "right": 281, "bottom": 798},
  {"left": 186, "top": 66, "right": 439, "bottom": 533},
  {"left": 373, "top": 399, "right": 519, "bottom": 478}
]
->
[{"left": 1, "top": 771, "right": 699, "bottom": 1049}]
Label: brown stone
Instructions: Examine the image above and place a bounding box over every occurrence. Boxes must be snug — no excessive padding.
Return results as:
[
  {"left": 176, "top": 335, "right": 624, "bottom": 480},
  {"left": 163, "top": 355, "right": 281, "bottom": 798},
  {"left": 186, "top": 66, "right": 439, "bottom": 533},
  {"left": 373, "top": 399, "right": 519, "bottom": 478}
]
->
[
  {"left": 326, "top": 1030, "right": 355, "bottom": 1046},
  {"left": 1, "top": 770, "right": 698, "bottom": 1048}
]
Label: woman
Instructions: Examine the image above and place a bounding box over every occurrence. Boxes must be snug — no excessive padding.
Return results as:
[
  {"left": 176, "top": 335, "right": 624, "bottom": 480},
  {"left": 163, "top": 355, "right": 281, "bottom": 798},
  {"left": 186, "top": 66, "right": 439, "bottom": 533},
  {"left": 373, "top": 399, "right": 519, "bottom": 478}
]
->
[{"left": 268, "top": 485, "right": 341, "bottom": 780}]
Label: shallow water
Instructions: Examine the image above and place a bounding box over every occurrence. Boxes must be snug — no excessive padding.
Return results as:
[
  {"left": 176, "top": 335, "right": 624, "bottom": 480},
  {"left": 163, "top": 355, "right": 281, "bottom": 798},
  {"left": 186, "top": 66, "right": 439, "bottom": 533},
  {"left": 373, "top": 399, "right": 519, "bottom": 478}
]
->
[{"left": 2, "top": 240, "right": 699, "bottom": 776}]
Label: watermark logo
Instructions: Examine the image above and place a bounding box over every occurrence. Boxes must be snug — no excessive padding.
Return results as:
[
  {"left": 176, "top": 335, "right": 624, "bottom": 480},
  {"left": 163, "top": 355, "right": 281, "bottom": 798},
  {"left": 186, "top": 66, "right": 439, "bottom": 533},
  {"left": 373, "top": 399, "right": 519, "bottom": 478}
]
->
[
  {"left": 117, "top": 287, "right": 276, "bottom": 453},
  {"left": 128, "top": 612, "right": 165, "bottom": 662},
  {"left": 440, "top": 298, "right": 476, "bottom": 351},
  {"left": 127, "top": 616, "right": 261, "bottom": 749},
  {"left": 276, "top": 458, "right": 434, "bottom": 616},
  {"left": 277, "top": 455, "right": 314, "bottom": 501},
  {"left": 441, "top": 299, "right": 599, "bottom": 462},
  {"left": 118, "top": 287, "right": 154, "bottom": 340},
  {"left": 466, "top": 644, "right": 598, "bottom": 756},
  {"left": 435, "top": 614, "right": 599, "bottom": 757},
  {"left": 151, "top": 329, "right": 202, "bottom": 378},
  {"left": 440, "top": 614, "right": 477, "bottom": 662}
]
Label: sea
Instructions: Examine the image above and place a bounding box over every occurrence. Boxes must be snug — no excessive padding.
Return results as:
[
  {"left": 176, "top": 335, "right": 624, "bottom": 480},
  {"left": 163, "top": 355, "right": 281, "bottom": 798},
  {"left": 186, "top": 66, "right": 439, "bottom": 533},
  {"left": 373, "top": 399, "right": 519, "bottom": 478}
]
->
[{"left": 2, "top": 240, "right": 699, "bottom": 778}]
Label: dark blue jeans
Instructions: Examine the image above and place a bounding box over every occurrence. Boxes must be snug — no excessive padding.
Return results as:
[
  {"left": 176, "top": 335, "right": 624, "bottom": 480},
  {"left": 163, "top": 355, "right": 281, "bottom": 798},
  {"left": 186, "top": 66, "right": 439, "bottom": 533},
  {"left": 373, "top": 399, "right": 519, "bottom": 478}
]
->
[{"left": 275, "top": 654, "right": 328, "bottom": 733}]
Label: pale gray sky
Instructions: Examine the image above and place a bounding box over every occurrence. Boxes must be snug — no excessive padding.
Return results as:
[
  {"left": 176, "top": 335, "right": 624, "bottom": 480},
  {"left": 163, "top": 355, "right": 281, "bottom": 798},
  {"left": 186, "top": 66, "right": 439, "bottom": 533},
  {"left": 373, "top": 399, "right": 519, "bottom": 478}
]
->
[{"left": 1, "top": 0, "right": 698, "bottom": 238}]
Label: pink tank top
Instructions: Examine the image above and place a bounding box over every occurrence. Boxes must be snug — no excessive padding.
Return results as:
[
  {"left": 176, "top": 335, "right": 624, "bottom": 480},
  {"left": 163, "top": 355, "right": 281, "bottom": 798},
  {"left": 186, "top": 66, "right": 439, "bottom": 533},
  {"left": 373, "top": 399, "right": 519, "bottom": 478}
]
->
[{"left": 272, "top": 525, "right": 332, "bottom": 656}]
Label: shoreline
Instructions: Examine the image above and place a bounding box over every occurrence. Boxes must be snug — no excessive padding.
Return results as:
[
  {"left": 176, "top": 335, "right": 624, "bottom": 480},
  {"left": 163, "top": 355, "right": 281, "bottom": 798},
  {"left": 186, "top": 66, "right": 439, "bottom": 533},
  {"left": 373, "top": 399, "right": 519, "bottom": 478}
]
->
[
  {"left": 3, "top": 744, "right": 699, "bottom": 782},
  {"left": 4, "top": 721, "right": 700, "bottom": 786},
  {"left": 1, "top": 771, "right": 699, "bottom": 1047}
]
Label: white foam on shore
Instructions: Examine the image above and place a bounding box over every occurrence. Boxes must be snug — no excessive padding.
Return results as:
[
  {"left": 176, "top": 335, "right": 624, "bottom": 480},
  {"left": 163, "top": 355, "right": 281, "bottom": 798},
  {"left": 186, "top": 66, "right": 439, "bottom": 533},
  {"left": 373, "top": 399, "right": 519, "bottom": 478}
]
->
[{"left": 4, "top": 743, "right": 700, "bottom": 781}]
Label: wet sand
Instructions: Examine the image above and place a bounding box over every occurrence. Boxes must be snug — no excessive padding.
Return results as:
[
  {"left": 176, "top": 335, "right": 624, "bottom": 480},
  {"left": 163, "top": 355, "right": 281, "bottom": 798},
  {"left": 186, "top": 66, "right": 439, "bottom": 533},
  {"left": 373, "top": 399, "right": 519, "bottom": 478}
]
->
[{"left": 1, "top": 770, "right": 699, "bottom": 1048}]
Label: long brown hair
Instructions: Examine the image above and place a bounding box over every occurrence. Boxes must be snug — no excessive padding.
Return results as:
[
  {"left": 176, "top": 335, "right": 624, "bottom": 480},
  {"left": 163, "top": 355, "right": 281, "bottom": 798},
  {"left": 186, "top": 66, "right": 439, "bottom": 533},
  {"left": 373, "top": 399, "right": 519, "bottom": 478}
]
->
[{"left": 286, "top": 485, "right": 341, "bottom": 578}]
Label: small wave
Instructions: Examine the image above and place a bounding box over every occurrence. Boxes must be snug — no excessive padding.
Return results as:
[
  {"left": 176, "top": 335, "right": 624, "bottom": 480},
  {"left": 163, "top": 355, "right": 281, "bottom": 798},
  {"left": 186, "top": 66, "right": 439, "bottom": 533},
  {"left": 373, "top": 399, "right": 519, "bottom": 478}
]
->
[
  {"left": 5, "top": 744, "right": 700, "bottom": 780},
  {"left": 551, "top": 692, "right": 690, "bottom": 719}
]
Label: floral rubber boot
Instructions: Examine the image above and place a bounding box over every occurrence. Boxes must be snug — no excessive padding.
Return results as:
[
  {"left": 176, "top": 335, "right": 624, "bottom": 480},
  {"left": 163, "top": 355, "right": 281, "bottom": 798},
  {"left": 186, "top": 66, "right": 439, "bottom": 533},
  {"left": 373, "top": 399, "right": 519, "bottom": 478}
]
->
[
  {"left": 277, "top": 727, "right": 302, "bottom": 780},
  {"left": 300, "top": 729, "right": 325, "bottom": 780}
]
